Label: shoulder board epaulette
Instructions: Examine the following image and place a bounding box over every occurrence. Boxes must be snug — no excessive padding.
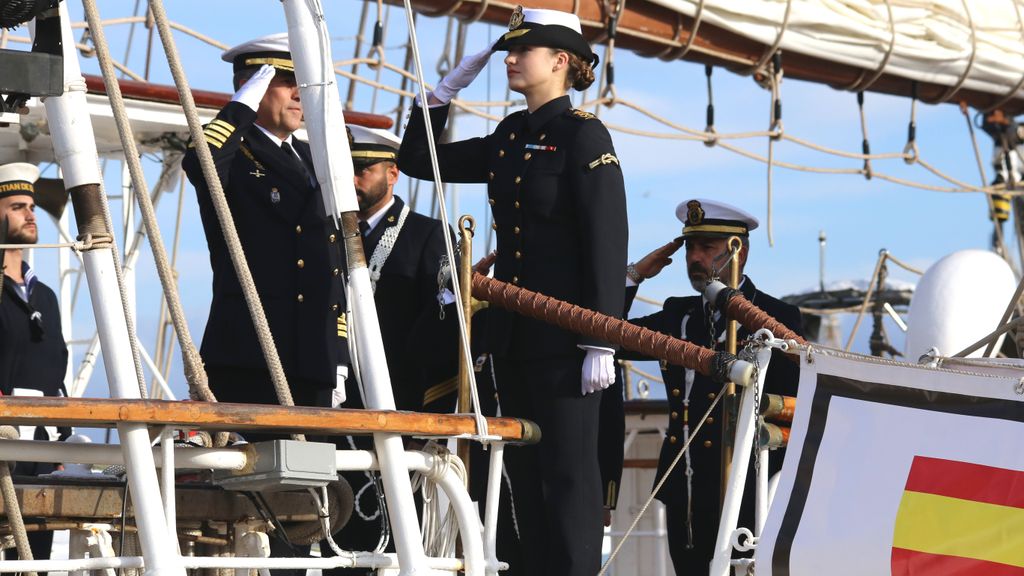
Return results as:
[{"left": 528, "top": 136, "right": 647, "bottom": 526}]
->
[{"left": 568, "top": 108, "right": 597, "bottom": 120}]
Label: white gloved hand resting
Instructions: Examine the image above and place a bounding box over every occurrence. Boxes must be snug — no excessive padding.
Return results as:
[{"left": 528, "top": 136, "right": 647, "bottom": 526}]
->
[
  {"left": 231, "top": 64, "right": 276, "bottom": 112},
  {"left": 331, "top": 365, "right": 349, "bottom": 408},
  {"left": 580, "top": 346, "right": 616, "bottom": 395},
  {"left": 429, "top": 47, "right": 494, "bottom": 105}
]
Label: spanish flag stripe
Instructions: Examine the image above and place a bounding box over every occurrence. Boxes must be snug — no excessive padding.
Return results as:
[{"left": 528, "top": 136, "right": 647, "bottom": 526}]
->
[
  {"left": 209, "top": 119, "right": 235, "bottom": 134},
  {"left": 904, "top": 456, "right": 1024, "bottom": 508},
  {"left": 892, "top": 491, "right": 1024, "bottom": 568},
  {"left": 204, "top": 123, "right": 233, "bottom": 139},
  {"left": 892, "top": 547, "right": 1024, "bottom": 576}
]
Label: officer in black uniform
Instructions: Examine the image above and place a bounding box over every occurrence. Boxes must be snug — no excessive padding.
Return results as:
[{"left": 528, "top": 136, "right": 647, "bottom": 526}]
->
[
  {"left": 621, "top": 198, "right": 802, "bottom": 575},
  {"left": 347, "top": 124, "right": 457, "bottom": 413},
  {"left": 399, "top": 7, "right": 628, "bottom": 575},
  {"left": 182, "top": 33, "right": 350, "bottom": 420},
  {"left": 0, "top": 162, "right": 70, "bottom": 562}
]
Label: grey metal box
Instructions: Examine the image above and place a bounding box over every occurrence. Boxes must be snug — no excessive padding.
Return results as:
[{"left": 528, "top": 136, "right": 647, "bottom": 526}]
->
[{"left": 214, "top": 440, "right": 337, "bottom": 492}]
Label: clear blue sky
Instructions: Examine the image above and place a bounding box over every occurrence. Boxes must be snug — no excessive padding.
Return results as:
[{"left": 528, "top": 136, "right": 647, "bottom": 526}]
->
[{"left": 20, "top": 0, "right": 1015, "bottom": 402}]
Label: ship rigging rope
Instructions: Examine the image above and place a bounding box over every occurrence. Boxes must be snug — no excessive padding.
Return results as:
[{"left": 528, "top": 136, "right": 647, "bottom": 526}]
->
[
  {"left": 13, "top": 18, "right": 1023, "bottom": 197},
  {"left": 962, "top": 103, "right": 1014, "bottom": 265},
  {"left": 82, "top": 0, "right": 220, "bottom": 416},
  {"left": 402, "top": 0, "right": 490, "bottom": 439},
  {"left": 842, "top": 0, "right": 895, "bottom": 94},
  {"left": 147, "top": 0, "right": 304, "bottom": 440}
]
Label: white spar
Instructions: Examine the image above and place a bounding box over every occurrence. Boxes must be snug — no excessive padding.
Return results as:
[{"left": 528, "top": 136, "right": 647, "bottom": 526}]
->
[{"left": 280, "top": 2, "right": 433, "bottom": 574}]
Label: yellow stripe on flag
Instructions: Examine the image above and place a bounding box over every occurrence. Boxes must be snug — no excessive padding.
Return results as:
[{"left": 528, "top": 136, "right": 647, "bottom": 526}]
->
[{"left": 893, "top": 491, "right": 1024, "bottom": 569}]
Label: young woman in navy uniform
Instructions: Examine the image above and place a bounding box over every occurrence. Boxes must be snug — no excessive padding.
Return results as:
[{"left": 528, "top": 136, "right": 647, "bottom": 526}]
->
[
  {"left": 182, "top": 34, "right": 350, "bottom": 425},
  {"left": 399, "top": 8, "right": 628, "bottom": 575}
]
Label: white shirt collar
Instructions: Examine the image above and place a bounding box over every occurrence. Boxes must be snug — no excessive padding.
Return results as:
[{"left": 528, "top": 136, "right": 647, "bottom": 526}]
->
[
  {"left": 254, "top": 124, "right": 299, "bottom": 152},
  {"left": 361, "top": 197, "right": 396, "bottom": 236}
]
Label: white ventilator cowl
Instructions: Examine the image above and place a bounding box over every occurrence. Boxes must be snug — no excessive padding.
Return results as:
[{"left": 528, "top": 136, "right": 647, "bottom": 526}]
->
[{"left": 904, "top": 249, "right": 1016, "bottom": 359}]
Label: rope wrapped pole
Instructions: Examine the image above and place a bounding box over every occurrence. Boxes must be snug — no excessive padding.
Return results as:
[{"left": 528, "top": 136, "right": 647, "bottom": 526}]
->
[
  {"left": 471, "top": 273, "right": 752, "bottom": 385},
  {"left": 704, "top": 280, "right": 807, "bottom": 346}
]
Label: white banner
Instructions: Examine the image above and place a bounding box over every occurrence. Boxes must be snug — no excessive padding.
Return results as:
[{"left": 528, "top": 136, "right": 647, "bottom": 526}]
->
[{"left": 754, "top": 351, "right": 1024, "bottom": 576}]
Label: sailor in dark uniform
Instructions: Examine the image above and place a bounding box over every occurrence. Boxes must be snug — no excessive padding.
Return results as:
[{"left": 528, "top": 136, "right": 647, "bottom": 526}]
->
[
  {"left": 399, "top": 7, "right": 628, "bottom": 575},
  {"left": 182, "top": 34, "right": 350, "bottom": 422},
  {"left": 621, "top": 199, "right": 802, "bottom": 575},
  {"left": 0, "top": 162, "right": 71, "bottom": 562},
  {"left": 346, "top": 124, "right": 457, "bottom": 413}
]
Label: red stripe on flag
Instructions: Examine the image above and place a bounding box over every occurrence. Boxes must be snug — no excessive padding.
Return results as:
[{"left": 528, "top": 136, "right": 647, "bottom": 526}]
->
[
  {"left": 904, "top": 456, "right": 1024, "bottom": 509},
  {"left": 892, "top": 547, "right": 1024, "bottom": 576}
]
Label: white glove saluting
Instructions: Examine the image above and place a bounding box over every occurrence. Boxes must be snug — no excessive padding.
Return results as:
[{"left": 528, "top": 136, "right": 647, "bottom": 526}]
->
[
  {"left": 427, "top": 47, "right": 493, "bottom": 106},
  {"left": 580, "top": 346, "right": 616, "bottom": 395},
  {"left": 231, "top": 64, "right": 276, "bottom": 112}
]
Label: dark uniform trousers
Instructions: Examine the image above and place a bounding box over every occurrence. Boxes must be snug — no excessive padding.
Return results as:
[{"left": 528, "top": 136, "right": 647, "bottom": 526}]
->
[
  {"left": 1, "top": 274, "right": 70, "bottom": 561},
  {"left": 323, "top": 196, "right": 458, "bottom": 576},
  {"left": 182, "top": 101, "right": 351, "bottom": 437},
  {"left": 599, "top": 363, "right": 627, "bottom": 513},
  {"left": 400, "top": 95, "right": 628, "bottom": 576},
  {"left": 621, "top": 277, "right": 802, "bottom": 575}
]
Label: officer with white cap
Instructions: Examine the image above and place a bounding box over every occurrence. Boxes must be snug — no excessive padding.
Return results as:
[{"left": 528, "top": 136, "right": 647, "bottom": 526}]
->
[
  {"left": 400, "top": 5, "right": 626, "bottom": 576},
  {"left": 619, "top": 198, "right": 802, "bottom": 575},
  {"left": 181, "top": 34, "right": 350, "bottom": 425},
  {"left": 0, "top": 162, "right": 70, "bottom": 562}
]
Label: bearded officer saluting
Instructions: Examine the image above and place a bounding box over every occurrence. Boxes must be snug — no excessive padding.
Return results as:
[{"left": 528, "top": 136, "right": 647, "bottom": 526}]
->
[
  {"left": 182, "top": 33, "right": 350, "bottom": 422},
  {"left": 621, "top": 199, "right": 802, "bottom": 575}
]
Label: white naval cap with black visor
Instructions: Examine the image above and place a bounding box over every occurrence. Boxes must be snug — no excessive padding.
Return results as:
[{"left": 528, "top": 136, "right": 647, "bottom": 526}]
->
[
  {"left": 492, "top": 6, "right": 599, "bottom": 67},
  {"left": 348, "top": 125, "right": 402, "bottom": 168},
  {"left": 221, "top": 32, "right": 294, "bottom": 74},
  {"left": 675, "top": 198, "right": 759, "bottom": 241},
  {"left": 0, "top": 162, "right": 40, "bottom": 201}
]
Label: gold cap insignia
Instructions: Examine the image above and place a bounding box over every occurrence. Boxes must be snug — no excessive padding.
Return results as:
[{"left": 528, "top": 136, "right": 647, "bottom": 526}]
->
[
  {"left": 509, "top": 5, "right": 524, "bottom": 30},
  {"left": 686, "top": 200, "right": 705, "bottom": 226}
]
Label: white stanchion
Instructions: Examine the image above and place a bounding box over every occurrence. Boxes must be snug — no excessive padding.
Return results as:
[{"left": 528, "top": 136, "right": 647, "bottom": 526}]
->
[
  {"left": 34, "top": 5, "right": 183, "bottom": 576},
  {"left": 280, "top": 3, "right": 430, "bottom": 573},
  {"left": 709, "top": 343, "right": 773, "bottom": 576}
]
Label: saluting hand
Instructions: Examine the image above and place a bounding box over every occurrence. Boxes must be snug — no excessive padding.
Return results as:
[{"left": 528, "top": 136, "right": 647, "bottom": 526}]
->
[
  {"left": 231, "top": 64, "right": 277, "bottom": 112},
  {"left": 429, "top": 47, "right": 494, "bottom": 105},
  {"left": 634, "top": 239, "right": 683, "bottom": 280}
]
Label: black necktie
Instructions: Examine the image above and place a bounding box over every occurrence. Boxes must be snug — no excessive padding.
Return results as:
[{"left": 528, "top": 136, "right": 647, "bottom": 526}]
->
[
  {"left": 359, "top": 220, "right": 370, "bottom": 237},
  {"left": 281, "top": 141, "right": 314, "bottom": 185}
]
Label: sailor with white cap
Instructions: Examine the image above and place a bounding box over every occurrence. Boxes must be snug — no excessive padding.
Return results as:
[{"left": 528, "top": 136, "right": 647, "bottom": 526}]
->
[
  {"left": 620, "top": 198, "right": 802, "bottom": 575},
  {"left": 400, "top": 5, "right": 628, "bottom": 575},
  {"left": 181, "top": 34, "right": 351, "bottom": 426},
  {"left": 0, "top": 162, "right": 70, "bottom": 563},
  {"left": 348, "top": 124, "right": 456, "bottom": 412}
]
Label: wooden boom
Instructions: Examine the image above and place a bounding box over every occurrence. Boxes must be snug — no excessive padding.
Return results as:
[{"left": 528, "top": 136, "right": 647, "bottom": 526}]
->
[{"left": 0, "top": 397, "right": 539, "bottom": 443}]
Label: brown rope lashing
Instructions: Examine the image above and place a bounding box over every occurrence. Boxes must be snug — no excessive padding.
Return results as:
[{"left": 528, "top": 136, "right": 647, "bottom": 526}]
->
[
  {"left": 472, "top": 273, "right": 734, "bottom": 381},
  {"left": 714, "top": 287, "right": 807, "bottom": 345}
]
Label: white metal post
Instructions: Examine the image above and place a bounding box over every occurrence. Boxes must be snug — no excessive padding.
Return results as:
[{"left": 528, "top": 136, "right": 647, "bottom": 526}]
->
[
  {"left": 58, "top": 207, "right": 74, "bottom": 388},
  {"left": 280, "top": 3, "right": 430, "bottom": 573},
  {"left": 36, "top": 4, "right": 183, "bottom": 575},
  {"left": 483, "top": 443, "right": 504, "bottom": 576},
  {"left": 709, "top": 345, "right": 772, "bottom": 576}
]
